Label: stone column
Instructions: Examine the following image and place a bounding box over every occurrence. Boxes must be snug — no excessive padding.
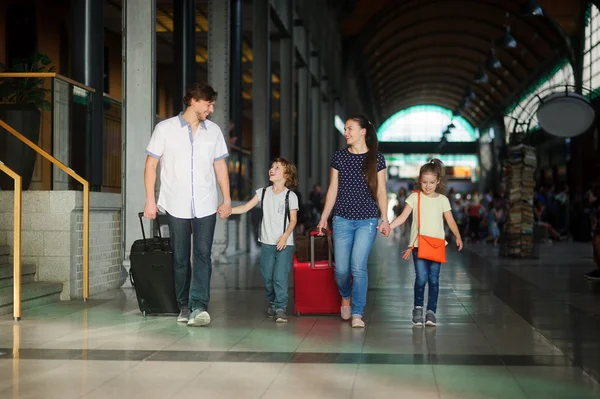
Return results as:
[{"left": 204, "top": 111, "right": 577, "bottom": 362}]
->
[
  {"left": 309, "top": 55, "right": 321, "bottom": 188},
  {"left": 208, "top": 0, "right": 231, "bottom": 263},
  {"left": 279, "top": 20, "right": 293, "bottom": 159},
  {"left": 122, "top": 0, "right": 156, "bottom": 263},
  {"left": 252, "top": 0, "right": 270, "bottom": 189},
  {"left": 297, "top": 65, "right": 309, "bottom": 199},
  {"left": 320, "top": 95, "right": 330, "bottom": 188}
]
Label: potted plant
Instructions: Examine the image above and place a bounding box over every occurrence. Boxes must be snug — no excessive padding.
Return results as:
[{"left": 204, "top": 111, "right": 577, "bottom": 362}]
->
[{"left": 0, "top": 53, "right": 55, "bottom": 190}]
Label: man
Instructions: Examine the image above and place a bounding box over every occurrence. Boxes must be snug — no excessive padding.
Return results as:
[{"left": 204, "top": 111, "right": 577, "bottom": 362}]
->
[{"left": 143, "top": 82, "right": 231, "bottom": 327}]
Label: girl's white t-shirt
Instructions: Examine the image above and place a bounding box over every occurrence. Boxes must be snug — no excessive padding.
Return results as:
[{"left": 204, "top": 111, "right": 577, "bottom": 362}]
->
[
  {"left": 405, "top": 192, "right": 452, "bottom": 247},
  {"left": 256, "top": 187, "right": 299, "bottom": 246}
]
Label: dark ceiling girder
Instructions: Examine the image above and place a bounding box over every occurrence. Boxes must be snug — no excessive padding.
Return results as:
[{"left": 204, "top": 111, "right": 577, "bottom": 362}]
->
[
  {"left": 379, "top": 142, "right": 478, "bottom": 155},
  {"left": 365, "top": 14, "right": 547, "bottom": 68},
  {"left": 383, "top": 93, "right": 487, "bottom": 124},
  {"left": 363, "top": 0, "right": 568, "bottom": 65},
  {"left": 369, "top": 40, "right": 529, "bottom": 85},
  {"left": 381, "top": 66, "right": 511, "bottom": 104},
  {"left": 379, "top": 75, "right": 504, "bottom": 105},
  {"left": 384, "top": 84, "right": 494, "bottom": 116},
  {"left": 345, "top": 0, "right": 574, "bottom": 126},
  {"left": 375, "top": 55, "right": 516, "bottom": 97}
]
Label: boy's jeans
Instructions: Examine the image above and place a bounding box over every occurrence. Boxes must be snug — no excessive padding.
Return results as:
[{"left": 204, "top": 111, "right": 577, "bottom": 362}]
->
[{"left": 260, "top": 245, "right": 294, "bottom": 312}]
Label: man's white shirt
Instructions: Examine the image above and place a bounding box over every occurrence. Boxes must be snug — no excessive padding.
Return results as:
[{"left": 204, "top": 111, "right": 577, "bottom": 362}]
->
[{"left": 146, "top": 113, "right": 229, "bottom": 219}]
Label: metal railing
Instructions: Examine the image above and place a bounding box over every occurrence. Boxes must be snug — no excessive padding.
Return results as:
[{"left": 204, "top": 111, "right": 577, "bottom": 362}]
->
[
  {"left": 0, "top": 120, "right": 90, "bottom": 300},
  {"left": 0, "top": 161, "right": 22, "bottom": 321}
]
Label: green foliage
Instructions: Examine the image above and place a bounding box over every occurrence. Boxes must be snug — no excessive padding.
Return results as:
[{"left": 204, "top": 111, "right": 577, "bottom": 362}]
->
[{"left": 0, "top": 53, "right": 56, "bottom": 111}]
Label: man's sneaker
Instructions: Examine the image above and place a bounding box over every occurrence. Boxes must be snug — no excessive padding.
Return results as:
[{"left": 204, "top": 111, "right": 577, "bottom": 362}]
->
[
  {"left": 412, "top": 307, "right": 424, "bottom": 326},
  {"left": 275, "top": 309, "right": 288, "bottom": 323},
  {"left": 187, "top": 309, "right": 211, "bottom": 327},
  {"left": 585, "top": 269, "right": 600, "bottom": 280},
  {"left": 425, "top": 310, "right": 437, "bottom": 326},
  {"left": 267, "top": 307, "right": 275, "bottom": 318},
  {"left": 177, "top": 308, "right": 190, "bottom": 323}
]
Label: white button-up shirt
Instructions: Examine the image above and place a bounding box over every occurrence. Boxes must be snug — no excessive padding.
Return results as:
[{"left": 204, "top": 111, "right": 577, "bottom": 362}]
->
[{"left": 146, "top": 113, "right": 229, "bottom": 219}]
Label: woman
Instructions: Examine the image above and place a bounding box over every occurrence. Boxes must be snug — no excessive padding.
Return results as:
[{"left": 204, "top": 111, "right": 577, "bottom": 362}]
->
[{"left": 317, "top": 115, "right": 390, "bottom": 328}]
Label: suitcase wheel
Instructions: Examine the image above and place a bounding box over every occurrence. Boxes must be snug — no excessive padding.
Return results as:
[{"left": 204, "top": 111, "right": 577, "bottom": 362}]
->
[{"left": 296, "top": 311, "right": 301, "bottom": 317}]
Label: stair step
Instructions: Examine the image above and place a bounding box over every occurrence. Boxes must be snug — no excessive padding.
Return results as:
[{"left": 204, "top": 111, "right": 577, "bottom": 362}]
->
[
  {"left": 0, "top": 282, "right": 63, "bottom": 316},
  {"left": 0, "top": 263, "right": 36, "bottom": 288}
]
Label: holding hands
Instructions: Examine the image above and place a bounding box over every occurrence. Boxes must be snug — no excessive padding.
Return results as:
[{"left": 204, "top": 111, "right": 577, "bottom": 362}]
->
[{"left": 217, "top": 202, "right": 232, "bottom": 219}]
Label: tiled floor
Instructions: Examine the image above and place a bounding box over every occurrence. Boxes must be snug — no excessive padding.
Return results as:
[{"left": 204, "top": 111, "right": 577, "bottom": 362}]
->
[{"left": 0, "top": 235, "right": 599, "bottom": 398}]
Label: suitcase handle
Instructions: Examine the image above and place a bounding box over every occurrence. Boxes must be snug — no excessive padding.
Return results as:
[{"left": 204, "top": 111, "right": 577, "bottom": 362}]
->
[{"left": 310, "top": 234, "right": 332, "bottom": 269}]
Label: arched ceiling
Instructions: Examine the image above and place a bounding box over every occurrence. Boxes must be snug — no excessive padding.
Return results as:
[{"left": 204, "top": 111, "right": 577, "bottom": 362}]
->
[{"left": 341, "top": 0, "right": 584, "bottom": 128}]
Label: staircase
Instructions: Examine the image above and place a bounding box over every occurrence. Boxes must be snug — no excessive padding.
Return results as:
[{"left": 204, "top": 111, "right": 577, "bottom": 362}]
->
[{"left": 0, "top": 245, "right": 63, "bottom": 316}]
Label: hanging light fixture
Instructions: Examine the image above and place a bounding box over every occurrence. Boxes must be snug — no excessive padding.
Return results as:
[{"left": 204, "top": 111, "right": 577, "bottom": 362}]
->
[
  {"left": 499, "top": 25, "right": 517, "bottom": 48},
  {"left": 474, "top": 66, "right": 488, "bottom": 83},
  {"left": 521, "top": 0, "right": 543, "bottom": 16},
  {"left": 466, "top": 87, "right": 476, "bottom": 100},
  {"left": 486, "top": 48, "right": 502, "bottom": 69}
]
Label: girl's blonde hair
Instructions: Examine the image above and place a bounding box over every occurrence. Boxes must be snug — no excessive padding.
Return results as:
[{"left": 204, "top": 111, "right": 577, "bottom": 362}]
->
[
  {"left": 417, "top": 158, "right": 447, "bottom": 194},
  {"left": 272, "top": 157, "right": 298, "bottom": 188}
]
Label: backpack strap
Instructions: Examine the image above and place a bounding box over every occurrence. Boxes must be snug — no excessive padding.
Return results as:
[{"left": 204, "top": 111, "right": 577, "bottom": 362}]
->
[
  {"left": 284, "top": 190, "right": 291, "bottom": 233},
  {"left": 258, "top": 187, "right": 267, "bottom": 241}
]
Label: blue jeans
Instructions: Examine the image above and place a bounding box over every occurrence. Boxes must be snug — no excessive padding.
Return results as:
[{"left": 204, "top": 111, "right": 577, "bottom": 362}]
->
[
  {"left": 260, "top": 244, "right": 294, "bottom": 312},
  {"left": 413, "top": 247, "right": 441, "bottom": 313},
  {"left": 332, "top": 216, "right": 378, "bottom": 317},
  {"left": 167, "top": 212, "right": 216, "bottom": 312}
]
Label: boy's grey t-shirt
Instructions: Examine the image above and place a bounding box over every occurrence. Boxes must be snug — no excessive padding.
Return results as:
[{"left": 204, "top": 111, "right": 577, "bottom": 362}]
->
[{"left": 256, "top": 187, "right": 299, "bottom": 246}]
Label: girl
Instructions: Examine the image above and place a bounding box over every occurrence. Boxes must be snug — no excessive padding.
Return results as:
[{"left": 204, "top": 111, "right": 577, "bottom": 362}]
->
[
  {"left": 386, "top": 159, "right": 463, "bottom": 326},
  {"left": 317, "top": 115, "right": 390, "bottom": 328},
  {"left": 229, "top": 158, "right": 299, "bottom": 323}
]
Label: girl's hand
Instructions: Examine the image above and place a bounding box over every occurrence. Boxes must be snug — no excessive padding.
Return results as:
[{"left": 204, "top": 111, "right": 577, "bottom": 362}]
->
[
  {"left": 276, "top": 235, "right": 288, "bottom": 251},
  {"left": 456, "top": 236, "right": 463, "bottom": 251}
]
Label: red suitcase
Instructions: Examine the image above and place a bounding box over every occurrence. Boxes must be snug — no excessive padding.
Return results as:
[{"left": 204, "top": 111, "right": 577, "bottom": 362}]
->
[{"left": 293, "top": 231, "right": 341, "bottom": 316}]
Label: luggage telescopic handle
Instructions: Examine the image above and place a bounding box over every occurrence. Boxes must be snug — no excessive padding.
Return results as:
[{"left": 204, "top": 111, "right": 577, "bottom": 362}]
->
[
  {"left": 310, "top": 234, "right": 333, "bottom": 269},
  {"left": 138, "top": 212, "right": 163, "bottom": 242}
]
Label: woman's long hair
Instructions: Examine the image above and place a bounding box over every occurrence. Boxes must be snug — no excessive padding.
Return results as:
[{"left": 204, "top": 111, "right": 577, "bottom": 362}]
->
[{"left": 348, "top": 115, "right": 379, "bottom": 200}]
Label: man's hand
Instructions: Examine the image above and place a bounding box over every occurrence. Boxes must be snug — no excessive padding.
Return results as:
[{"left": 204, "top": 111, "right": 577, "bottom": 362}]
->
[
  {"left": 217, "top": 202, "right": 232, "bottom": 219},
  {"left": 143, "top": 202, "right": 158, "bottom": 219},
  {"left": 276, "top": 234, "right": 289, "bottom": 251}
]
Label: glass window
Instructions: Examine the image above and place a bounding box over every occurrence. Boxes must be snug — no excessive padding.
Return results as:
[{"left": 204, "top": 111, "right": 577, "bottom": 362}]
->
[{"left": 377, "top": 105, "right": 476, "bottom": 142}]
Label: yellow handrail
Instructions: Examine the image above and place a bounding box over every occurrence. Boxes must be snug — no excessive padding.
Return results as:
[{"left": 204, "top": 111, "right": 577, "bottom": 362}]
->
[
  {"left": 0, "top": 72, "right": 95, "bottom": 93},
  {"left": 0, "top": 161, "right": 21, "bottom": 321},
  {"left": 0, "top": 120, "right": 90, "bottom": 301}
]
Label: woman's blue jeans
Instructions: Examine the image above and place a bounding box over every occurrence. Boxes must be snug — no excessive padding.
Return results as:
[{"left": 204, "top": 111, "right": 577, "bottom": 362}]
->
[
  {"left": 332, "top": 216, "right": 378, "bottom": 317},
  {"left": 412, "top": 247, "right": 441, "bottom": 313}
]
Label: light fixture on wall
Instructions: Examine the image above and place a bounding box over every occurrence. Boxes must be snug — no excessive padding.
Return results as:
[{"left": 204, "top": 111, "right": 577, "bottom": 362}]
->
[
  {"left": 499, "top": 25, "right": 517, "bottom": 48},
  {"left": 521, "top": 0, "right": 543, "bottom": 16},
  {"left": 486, "top": 48, "right": 502, "bottom": 69},
  {"left": 474, "top": 66, "right": 488, "bottom": 83}
]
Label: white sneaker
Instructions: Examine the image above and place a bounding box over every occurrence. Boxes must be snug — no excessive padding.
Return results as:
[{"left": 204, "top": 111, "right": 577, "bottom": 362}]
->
[
  {"left": 187, "top": 309, "right": 211, "bottom": 327},
  {"left": 177, "top": 308, "right": 190, "bottom": 323}
]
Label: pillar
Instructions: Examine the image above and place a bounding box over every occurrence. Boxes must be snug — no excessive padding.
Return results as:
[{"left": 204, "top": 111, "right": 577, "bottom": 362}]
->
[
  {"left": 173, "top": 0, "right": 196, "bottom": 112},
  {"left": 279, "top": 19, "right": 293, "bottom": 159},
  {"left": 309, "top": 53, "right": 321, "bottom": 187},
  {"left": 252, "top": 0, "right": 270, "bottom": 189},
  {"left": 297, "top": 65, "right": 309, "bottom": 199},
  {"left": 123, "top": 0, "right": 156, "bottom": 262},
  {"left": 70, "top": 0, "right": 104, "bottom": 189},
  {"left": 320, "top": 95, "right": 330, "bottom": 188},
  {"left": 208, "top": 0, "right": 231, "bottom": 263}
]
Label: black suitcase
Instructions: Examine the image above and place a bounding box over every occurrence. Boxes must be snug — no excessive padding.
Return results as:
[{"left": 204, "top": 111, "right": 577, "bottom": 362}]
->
[{"left": 129, "top": 212, "right": 179, "bottom": 316}]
